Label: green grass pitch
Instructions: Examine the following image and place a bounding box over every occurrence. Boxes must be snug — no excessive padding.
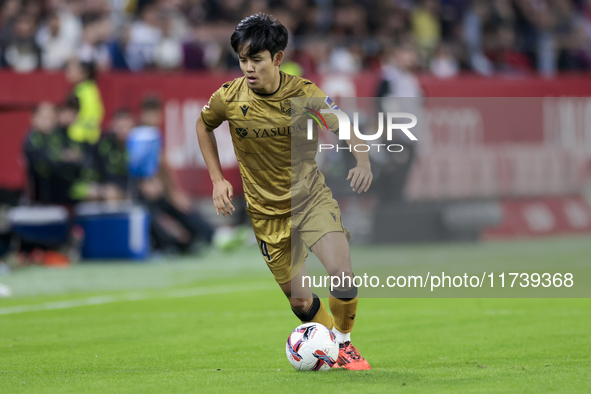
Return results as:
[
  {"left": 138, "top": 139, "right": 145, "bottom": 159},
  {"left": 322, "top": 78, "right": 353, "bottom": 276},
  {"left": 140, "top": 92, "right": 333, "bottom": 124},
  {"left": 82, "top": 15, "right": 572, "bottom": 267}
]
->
[{"left": 1, "top": 237, "right": 590, "bottom": 393}]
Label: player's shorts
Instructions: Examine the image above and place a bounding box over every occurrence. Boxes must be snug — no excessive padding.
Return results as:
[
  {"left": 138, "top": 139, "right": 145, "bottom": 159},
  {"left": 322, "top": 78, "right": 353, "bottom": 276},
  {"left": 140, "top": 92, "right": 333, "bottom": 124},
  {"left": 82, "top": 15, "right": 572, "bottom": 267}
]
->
[{"left": 250, "top": 186, "right": 351, "bottom": 285}]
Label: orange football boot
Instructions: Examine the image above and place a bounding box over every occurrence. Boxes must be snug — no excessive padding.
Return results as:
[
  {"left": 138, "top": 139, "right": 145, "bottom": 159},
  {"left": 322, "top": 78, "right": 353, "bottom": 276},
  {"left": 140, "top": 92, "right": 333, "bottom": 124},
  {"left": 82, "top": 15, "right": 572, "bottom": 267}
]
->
[{"left": 336, "top": 341, "right": 371, "bottom": 370}]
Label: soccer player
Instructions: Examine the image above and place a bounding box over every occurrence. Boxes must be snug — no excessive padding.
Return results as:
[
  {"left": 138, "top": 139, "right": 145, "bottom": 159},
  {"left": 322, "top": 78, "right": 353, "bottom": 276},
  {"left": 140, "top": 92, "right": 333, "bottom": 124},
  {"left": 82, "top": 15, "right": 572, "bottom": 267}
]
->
[{"left": 196, "top": 13, "right": 372, "bottom": 370}]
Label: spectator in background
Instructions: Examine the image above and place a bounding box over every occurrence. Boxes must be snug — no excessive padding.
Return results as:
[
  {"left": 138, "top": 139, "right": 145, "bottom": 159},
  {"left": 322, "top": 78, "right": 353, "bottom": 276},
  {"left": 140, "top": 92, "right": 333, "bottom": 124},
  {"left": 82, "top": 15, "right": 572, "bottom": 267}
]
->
[
  {"left": 430, "top": 43, "right": 460, "bottom": 78},
  {"left": 375, "top": 42, "right": 422, "bottom": 203},
  {"left": 22, "top": 0, "right": 42, "bottom": 20},
  {"left": 486, "top": 23, "right": 533, "bottom": 74},
  {"left": 182, "top": 0, "right": 210, "bottom": 27},
  {"left": 135, "top": 96, "right": 215, "bottom": 253},
  {"left": 378, "top": 42, "right": 422, "bottom": 98},
  {"left": 0, "top": 0, "right": 21, "bottom": 43},
  {"left": 411, "top": 0, "right": 441, "bottom": 64},
  {"left": 330, "top": 2, "right": 368, "bottom": 38},
  {"left": 1, "top": 12, "right": 41, "bottom": 72},
  {"left": 36, "top": 11, "right": 76, "bottom": 70},
  {"left": 213, "top": 0, "right": 247, "bottom": 24},
  {"left": 552, "top": 0, "right": 590, "bottom": 71},
  {"left": 463, "top": 0, "right": 494, "bottom": 75},
  {"left": 127, "top": 1, "right": 161, "bottom": 70},
  {"left": 488, "top": 0, "right": 516, "bottom": 31},
  {"left": 81, "top": 0, "right": 111, "bottom": 17},
  {"left": 65, "top": 57, "right": 104, "bottom": 144},
  {"left": 566, "top": 23, "right": 591, "bottom": 71},
  {"left": 285, "top": 0, "right": 321, "bottom": 36},
  {"left": 2, "top": 0, "right": 591, "bottom": 76},
  {"left": 182, "top": 22, "right": 235, "bottom": 71},
  {"left": 154, "top": 11, "right": 183, "bottom": 70},
  {"left": 23, "top": 97, "right": 97, "bottom": 205},
  {"left": 374, "top": 2, "right": 410, "bottom": 43},
  {"left": 94, "top": 108, "right": 135, "bottom": 201},
  {"left": 328, "top": 44, "right": 363, "bottom": 74},
  {"left": 245, "top": 0, "right": 269, "bottom": 21},
  {"left": 107, "top": 24, "right": 131, "bottom": 70},
  {"left": 54, "top": 94, "right": 101, "bottom": 201},
  {"left": 295, "top": 36, "right": 332, "bottom": 75},
  {"left": 45, "top": 0, "right": 82, "bottom": 51},
  {"left": 19, "top": 98, "right": 88, "bottom": 265},
  {"left": 182, "top": 21, "right": 208, "bottom": 70},
  {"left": 23, "top": 102, "right": 59, "bottom": 204},
  {"left": 326, "top": 4, "right": 369, "bottom": 73},
  {"left": 78, "top": 12, "right": 111, "bottom": 71},
  {"left": 158, "top": 0, "right": 188, "bottom": 41}
]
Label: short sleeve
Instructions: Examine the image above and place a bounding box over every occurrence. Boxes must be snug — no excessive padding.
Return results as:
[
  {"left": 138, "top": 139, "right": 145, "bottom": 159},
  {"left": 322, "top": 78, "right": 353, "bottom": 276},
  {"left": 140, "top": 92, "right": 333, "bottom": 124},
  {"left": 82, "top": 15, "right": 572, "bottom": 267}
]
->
[
  {"left": 311, "top": 86, "right": 341, "bottom": 134},
  {"left": 200, "top": 88, "right": 227, "bottom": 131}
]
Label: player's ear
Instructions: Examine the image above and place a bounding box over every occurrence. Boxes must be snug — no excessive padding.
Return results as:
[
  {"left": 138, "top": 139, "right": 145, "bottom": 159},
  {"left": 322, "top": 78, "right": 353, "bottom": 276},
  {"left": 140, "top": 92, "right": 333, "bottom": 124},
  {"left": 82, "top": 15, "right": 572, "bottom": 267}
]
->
[{"left": 274, "top": 50, "right": 284, "bottom": 67}]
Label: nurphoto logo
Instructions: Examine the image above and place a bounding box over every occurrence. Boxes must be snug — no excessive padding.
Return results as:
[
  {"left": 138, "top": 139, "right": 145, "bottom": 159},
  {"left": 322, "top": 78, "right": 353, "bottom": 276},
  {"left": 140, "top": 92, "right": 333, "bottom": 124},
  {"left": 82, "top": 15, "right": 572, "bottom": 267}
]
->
[{"left": 305, "top": 108, "right": 418, "bottom": 152}]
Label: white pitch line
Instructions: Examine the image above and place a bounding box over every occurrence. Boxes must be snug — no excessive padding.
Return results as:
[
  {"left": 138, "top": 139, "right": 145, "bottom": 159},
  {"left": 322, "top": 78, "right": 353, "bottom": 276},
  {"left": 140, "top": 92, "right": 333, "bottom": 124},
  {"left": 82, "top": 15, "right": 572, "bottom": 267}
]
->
[{"left": 0, "top": 283, "right": 276, "bottom": 316}]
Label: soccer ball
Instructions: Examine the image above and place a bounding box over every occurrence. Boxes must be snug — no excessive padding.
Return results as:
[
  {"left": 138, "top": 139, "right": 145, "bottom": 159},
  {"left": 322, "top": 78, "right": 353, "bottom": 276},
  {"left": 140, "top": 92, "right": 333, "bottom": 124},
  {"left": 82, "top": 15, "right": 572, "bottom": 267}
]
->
[{"left": 285, "top": 322, "right": 338, "bottom": 371}]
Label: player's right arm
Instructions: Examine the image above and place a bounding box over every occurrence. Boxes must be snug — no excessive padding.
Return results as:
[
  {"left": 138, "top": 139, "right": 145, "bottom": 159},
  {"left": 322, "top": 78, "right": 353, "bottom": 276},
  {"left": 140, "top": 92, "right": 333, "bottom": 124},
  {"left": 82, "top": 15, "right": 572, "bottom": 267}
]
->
[{"left": 196, "top": 88, "right": 235, "bottom": 217}]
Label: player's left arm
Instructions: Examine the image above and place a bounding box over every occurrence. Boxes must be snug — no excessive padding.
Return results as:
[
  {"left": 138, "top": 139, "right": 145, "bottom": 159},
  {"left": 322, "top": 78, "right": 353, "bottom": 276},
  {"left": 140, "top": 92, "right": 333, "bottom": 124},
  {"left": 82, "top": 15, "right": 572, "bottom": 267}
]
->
[{"left": 344, "top": 125, "right": 372, "bottom": 194}]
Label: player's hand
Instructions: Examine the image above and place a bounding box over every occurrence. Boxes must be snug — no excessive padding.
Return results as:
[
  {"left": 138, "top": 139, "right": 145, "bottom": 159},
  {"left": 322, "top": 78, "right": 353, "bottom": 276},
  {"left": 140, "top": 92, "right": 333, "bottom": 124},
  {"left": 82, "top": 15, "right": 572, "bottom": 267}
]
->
[
  {"left": 347, "top": 164, "right": 373, "bottom": 194},
  {"left": 213, "top": 179, "right": 235, "bottom": 216}
]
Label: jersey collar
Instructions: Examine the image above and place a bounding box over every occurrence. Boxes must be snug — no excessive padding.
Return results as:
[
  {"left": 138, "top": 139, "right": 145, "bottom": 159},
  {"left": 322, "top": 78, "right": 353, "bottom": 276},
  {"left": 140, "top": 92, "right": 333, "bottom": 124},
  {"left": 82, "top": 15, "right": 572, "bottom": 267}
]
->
[{"left": 251, "top": 71, "right": 283, "bottom": 97}]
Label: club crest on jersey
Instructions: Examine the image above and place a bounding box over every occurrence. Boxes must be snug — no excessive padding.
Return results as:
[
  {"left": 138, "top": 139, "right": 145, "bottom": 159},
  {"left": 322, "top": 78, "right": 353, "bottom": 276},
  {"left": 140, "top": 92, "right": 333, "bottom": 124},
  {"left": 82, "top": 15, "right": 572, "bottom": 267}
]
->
[
  {"left": 240, "top": 105, "right": 249, "bottom": 116},
  {"left": 280, "top": 99, "right": 292, "bottom": 116},
  {"left": 235, "top": 127, "right": 248, "bottom": 139}
]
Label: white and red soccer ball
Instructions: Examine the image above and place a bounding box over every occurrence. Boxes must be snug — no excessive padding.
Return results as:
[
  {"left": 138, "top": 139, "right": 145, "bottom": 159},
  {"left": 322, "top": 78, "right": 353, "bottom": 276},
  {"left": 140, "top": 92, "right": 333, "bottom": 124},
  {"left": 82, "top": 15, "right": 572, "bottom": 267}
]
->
[{"left": 285, "top": 322, "right": 338, "bottom": 371}]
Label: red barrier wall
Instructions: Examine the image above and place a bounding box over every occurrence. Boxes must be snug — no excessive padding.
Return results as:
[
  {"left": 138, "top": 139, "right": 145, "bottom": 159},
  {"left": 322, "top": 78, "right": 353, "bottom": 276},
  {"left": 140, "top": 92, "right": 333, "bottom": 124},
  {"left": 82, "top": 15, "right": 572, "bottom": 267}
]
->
[
  {"left": 420, "top": 75, "right": 591, "bottom": 97},
  {"left": 2, "top": 71, "right": 591, "bottom": 195}
]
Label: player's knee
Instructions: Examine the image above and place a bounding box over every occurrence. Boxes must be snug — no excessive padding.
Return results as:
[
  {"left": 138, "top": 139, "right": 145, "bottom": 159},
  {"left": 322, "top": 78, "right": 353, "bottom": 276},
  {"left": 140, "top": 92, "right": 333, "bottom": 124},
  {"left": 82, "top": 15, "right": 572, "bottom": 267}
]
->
[{"left": 327, "top": 268, "right": 354, "bottom": 286}]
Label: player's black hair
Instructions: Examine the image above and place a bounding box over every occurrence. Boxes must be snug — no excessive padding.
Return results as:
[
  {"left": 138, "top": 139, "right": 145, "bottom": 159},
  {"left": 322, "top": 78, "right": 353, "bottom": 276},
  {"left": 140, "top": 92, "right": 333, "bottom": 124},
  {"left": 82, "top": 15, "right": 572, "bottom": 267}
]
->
[{"left": 230, "top": 13, "right": 288, "bottom": 61}]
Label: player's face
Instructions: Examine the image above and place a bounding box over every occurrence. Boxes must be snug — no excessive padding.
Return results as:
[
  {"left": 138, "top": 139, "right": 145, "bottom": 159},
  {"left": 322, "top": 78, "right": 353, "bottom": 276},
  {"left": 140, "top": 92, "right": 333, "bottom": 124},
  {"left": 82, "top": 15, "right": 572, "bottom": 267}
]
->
[{"left": 238, "top": 47, "right": 282, "bottom": 94}]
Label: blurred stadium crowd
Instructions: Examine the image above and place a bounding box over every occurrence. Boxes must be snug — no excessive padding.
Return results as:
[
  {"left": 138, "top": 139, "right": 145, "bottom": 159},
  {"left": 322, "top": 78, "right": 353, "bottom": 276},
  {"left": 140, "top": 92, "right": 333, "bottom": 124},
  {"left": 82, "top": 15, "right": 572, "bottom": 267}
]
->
[
  {"left": 1, "top": 0, "right": 591, "bottom": 77},
  {"left": 6, "top": 56, "right": 225, "bottom": 266}
]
